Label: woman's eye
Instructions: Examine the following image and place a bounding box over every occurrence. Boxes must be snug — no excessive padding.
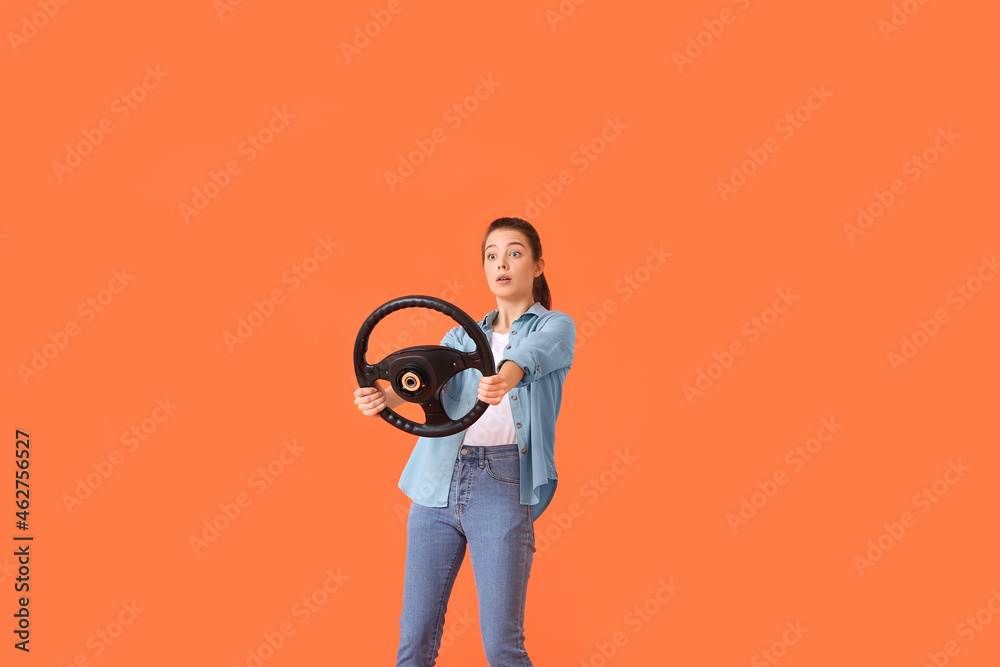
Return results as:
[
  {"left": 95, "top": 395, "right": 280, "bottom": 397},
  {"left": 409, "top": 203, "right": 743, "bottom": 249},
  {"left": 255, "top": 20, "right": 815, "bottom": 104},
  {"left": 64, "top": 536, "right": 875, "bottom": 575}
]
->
[{"left": 510, "top": 251, "right": 520, "bottom": 257}]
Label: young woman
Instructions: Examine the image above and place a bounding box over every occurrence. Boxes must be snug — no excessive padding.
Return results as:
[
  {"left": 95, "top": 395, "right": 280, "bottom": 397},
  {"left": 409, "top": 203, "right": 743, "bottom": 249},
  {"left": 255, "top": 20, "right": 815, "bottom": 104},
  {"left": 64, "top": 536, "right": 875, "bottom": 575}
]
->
[{"left": 353, "top": 217, "right": 576, "bottom": 666}]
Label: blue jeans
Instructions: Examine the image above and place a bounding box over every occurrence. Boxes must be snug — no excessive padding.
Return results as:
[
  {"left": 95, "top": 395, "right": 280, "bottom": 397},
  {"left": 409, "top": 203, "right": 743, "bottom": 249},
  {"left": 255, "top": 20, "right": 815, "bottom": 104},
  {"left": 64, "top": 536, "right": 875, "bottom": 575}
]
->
[{"left": 395, "top": 444, "right": 535, "bottom": 666}]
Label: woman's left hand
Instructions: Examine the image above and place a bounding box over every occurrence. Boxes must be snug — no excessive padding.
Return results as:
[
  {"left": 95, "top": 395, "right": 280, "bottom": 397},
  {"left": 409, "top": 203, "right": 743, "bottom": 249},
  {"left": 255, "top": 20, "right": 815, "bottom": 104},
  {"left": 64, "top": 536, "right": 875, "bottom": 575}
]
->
[{"left": 477, "top": 374, "right": 510, "bottom": 405}]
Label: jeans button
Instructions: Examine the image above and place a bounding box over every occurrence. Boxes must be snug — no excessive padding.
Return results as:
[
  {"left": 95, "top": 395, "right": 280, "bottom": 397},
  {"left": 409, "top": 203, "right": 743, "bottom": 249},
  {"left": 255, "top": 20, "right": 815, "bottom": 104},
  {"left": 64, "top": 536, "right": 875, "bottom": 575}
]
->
[{"left": 461, "top": 448, "right": 470, "bottom": 455}]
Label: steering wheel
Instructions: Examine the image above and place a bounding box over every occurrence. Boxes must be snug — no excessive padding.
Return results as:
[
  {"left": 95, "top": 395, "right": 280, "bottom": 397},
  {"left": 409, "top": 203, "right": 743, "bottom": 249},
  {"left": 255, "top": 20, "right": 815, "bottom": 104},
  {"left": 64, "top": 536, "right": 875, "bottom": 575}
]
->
[{"left": 354, "top": 295, "right": 496, "bottom": 437}]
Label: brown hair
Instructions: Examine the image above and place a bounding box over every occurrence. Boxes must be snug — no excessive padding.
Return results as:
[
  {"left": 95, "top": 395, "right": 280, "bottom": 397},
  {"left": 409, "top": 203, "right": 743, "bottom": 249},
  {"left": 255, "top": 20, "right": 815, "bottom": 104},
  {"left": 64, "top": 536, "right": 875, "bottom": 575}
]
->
[{"left": 480, "top": 217, "right": 552, "bottom": 310}]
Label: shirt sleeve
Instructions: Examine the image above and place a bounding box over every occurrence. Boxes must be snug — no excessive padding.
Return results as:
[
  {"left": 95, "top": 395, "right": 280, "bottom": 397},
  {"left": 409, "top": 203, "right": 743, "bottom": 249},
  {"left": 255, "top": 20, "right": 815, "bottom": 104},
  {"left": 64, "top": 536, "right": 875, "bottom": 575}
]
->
[
  {"left": 499, "top": 312, "right": 575, "bottom": 386},
  {"left": 440, "top": 325, "right": 461, "bottom": 349},
  {"left": 440, "top": 325, "right": 464, "bottom": 400}
]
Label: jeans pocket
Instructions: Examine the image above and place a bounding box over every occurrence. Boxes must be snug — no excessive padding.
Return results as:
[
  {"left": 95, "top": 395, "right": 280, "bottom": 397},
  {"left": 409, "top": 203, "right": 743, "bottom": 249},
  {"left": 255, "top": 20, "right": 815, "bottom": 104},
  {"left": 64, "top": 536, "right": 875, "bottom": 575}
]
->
[{"left": 485, "top": 455, "right": 520, "bottom": 485}]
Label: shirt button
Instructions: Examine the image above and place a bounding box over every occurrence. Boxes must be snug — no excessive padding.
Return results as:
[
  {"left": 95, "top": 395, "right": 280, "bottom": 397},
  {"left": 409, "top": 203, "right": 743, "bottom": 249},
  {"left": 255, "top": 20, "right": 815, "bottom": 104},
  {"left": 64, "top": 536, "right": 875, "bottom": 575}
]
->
[
  {"left": 511, "top": 330, "right": 517, "bottom": 335},
  {"left": 521, "top": 448, "right": 527, "bottom": 454},
  {"left": 516, "top": 423, "right": 522, "bottom": 428},
  {"left": 511, "top": 395, "right": 517, "bottom": 400},
  {"left": 505, "top": 344, "right": 511, "bottom": 349},
  {"left": 535, "top": 364, "right": 541, "bottom": 371}
]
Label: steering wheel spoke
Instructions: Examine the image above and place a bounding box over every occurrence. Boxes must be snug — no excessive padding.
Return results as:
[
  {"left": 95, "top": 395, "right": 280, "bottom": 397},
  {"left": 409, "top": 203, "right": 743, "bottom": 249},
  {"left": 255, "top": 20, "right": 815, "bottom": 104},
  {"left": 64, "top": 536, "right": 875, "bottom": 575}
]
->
[
  {"left": 420, "top": 395, "right": 451, "bottom": 427},
  {"left": 360, "top": 361, "right": 382, "bottom": 384},
  {"left": 458, "top": 348, "right": 493, "bottom": 371}
]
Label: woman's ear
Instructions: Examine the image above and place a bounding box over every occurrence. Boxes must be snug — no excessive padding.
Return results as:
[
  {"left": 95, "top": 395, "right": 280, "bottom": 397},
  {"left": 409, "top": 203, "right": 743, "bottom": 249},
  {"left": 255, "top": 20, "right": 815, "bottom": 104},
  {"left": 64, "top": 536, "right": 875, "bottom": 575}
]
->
[{"left": 534, "top": 257, "right": 545, "bottom": 277}]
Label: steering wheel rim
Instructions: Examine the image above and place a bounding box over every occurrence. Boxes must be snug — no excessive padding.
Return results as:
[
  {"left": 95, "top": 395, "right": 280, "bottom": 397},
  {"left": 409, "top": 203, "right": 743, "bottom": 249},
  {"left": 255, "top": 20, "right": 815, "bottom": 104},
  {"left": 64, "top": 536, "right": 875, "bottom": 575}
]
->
[{"left": 354, "top": 295, "right": 496, "bottom": 437}]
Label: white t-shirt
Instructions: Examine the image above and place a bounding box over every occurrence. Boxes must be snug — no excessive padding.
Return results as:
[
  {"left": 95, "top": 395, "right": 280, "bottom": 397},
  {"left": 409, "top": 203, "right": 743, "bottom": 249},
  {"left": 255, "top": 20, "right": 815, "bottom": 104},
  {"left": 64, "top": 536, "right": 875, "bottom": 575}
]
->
[{"left": 461, "top": 331, "right": 518, "bottom": 446}]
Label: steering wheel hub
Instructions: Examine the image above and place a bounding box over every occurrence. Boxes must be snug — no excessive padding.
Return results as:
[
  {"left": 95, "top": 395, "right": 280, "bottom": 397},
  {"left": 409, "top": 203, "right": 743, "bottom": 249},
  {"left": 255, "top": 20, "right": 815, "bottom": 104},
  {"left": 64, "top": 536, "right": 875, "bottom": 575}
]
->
[{"left": 399, "top": 370, "right": 424, "bottom": 394}]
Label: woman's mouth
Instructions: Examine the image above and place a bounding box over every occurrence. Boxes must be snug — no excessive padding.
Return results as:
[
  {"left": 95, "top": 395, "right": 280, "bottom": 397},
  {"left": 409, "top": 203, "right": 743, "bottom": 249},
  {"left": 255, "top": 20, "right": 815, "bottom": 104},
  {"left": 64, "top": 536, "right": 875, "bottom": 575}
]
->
[{"left": 497, "top": 275, "right": 510, "bottom": 283}]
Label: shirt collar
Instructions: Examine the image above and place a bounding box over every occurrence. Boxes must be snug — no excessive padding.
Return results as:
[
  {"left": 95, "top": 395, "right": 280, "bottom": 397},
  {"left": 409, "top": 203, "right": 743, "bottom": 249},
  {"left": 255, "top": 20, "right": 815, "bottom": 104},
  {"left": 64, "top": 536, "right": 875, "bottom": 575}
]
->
[{"left": 479, "top": 301, "right": 548, "bottom": 332}]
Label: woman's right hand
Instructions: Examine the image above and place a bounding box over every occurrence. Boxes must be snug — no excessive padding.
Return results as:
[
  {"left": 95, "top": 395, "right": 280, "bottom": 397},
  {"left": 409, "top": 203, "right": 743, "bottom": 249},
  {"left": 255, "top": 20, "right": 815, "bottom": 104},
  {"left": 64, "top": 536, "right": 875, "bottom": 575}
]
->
[{"left": 353, "top": 386, "right": 387, "bottom": 417}]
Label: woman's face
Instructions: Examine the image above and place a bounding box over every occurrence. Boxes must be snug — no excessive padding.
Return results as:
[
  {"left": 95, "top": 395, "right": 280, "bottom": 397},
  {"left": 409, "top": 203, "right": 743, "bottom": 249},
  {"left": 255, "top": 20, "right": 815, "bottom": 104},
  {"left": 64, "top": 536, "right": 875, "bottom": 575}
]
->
[{"left": 483, "top": 229, "right": 543, "bottom": 300}]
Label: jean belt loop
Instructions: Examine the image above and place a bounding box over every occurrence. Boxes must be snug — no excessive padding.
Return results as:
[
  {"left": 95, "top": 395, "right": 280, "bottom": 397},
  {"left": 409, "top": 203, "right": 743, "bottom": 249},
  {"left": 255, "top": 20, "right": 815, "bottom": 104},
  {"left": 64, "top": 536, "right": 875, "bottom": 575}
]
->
[{"left": 479, "top": 446, "right": 486, "bottom": 468}]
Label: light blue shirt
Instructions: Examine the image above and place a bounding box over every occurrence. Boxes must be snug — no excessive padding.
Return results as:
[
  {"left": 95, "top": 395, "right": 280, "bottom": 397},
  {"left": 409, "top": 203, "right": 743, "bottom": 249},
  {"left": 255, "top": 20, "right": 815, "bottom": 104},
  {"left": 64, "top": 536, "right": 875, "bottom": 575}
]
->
[{"left": 397, "top": 301, "right": 575, "bottom": 520}]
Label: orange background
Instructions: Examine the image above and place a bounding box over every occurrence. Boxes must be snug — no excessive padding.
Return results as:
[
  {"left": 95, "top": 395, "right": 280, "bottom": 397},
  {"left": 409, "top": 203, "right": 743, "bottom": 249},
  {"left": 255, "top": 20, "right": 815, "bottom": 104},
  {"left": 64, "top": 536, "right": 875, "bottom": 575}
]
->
[{"left": 4, "top": 0, "right": 999, "bottom": 664}]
